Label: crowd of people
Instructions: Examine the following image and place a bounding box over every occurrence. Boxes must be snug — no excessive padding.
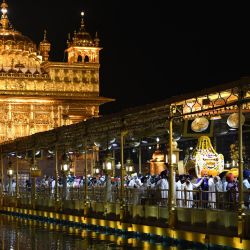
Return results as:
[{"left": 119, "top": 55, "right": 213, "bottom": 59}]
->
[{"left": 2, "top": 167, "right": 250, "bottom": 210}]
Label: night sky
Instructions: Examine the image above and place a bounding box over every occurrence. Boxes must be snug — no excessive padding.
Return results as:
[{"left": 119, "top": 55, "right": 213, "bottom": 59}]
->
[{"left": 7, "top": 1, "right": 249, "bottom": 115}]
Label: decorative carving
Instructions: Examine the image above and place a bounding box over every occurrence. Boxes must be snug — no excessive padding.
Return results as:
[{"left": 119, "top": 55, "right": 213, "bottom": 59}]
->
[
  {"left": 34, "top": 113, "right": 51, "bottom": 124},
  {"left": 50, "top": 69, "right": 55, "bottom": 81},
  {"left": 12, "top": 113, "right": 29, "bottom": 124},
  {"left": 58, "top": 69, "right": 65, "bottom": 81},
  {"left": 85, "top": 70, "right": 91, "bottom": 83}
]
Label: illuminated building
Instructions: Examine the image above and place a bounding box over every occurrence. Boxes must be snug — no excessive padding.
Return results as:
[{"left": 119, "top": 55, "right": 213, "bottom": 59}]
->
[{"left": 0, "top": 0, "right": 113, "bottom": 143}]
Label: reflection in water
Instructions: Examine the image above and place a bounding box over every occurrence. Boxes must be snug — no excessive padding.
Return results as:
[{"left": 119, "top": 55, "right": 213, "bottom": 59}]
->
[{"left": 0, "top": 215, "right": 208, "bottom": 250}]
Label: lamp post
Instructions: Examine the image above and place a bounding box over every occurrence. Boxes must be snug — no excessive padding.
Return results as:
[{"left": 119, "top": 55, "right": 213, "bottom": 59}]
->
[
  {"left": 30, "top": 156, "right": 40, "bottom": 204},
  {"left": 7, "top": 160, "right": 14, "bottom": 195},
  {"left": 60, "top": 152, "right": 71, "bottom": 200},
  {"left": 30, "top": 150, "right": 42, "bottom": 208},
  {"left": 168, "top": 107, "right": 177, "bottom": 228},
  {"left": 16, "top": 155, "right": 20, "bottom": 198},
  {"left": 103, "top": 152, "right": 114, "bottom": 204},
  {"left": 166, "top": 139, "right": 181, "bottom": 172},
  {"left": 120, "top": 130, "right": 128, "bottom": 221}
]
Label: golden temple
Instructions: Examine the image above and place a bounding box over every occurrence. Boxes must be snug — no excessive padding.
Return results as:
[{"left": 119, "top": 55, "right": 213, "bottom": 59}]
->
[{"left": 0, "top": 0, "right": 113, "bottom": 143}]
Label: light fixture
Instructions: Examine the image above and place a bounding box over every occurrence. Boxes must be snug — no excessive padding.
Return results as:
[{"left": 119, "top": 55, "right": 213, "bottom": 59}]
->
[
  {"left": 94, "top": 161, "right": 102, "bottom": 175},
  {"left": 166, "top": 139, "right": 181, "bottom": 165},
  {"left": 210, "top": 115, "right": 222, "bottom": 120},
  {"left": 60, "top": 153, "right": 71, "bottom": 174},
  {"left": 116, "top": 162, "right": 121, "bottom": 170},
  {"left": 191, "top": 117, "right": 209, "bottom": 132},
  {"left": 1, "top": 7, "right": 7, "bottom": 15},
  {"left": 102, "top": 152, "right": 114, "bottom": 174},
  {"left": 94, "top": 142, "right": 101, "bottom": 147},
  {"left": 125, "top": 158, "right": 134, "bottom": 173},
  {"left": 30, "top": 158, "right": 41, "bottom": 177},
  {"left": 7, "top": 160, "right": 14, "bottom": 177},
  {"left": 109, "top": 138, "right": 116, "bottom": 144},
  {"left": 227, "top": 113, "right": 245, "bottom": 128}
]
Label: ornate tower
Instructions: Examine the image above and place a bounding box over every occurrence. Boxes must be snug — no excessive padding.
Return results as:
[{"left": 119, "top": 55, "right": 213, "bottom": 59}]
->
[
  {"left": 39, "top": 30, "right": 51, "bottom": 62},
  {"left": 66, "top": 12, "right": 100, "bottom": 64},
  {"left": 0, "top": 1, "right": 113, "bottom": 143}
]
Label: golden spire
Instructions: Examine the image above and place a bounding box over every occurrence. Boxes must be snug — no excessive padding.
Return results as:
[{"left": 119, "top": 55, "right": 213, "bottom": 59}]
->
[
  {"left": 80, "top": 11, "right": 85, "bottom": 32},
  {"left": 0, "top": 0, "right": 10, "bottom": 30},
  {"left": 94, "top": 32, "right": 100, "bottom": 47}
]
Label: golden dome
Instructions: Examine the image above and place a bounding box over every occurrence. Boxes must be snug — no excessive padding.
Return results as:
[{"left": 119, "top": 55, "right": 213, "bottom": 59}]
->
[
  {"left": 67, "top": 12, "right": 94, "bottom": 47},
  {"left": 0, "top": 0, "right": 37, "bottom": 52}
]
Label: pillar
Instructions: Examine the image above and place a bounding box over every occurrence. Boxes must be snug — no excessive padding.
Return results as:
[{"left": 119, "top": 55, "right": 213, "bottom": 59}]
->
[
  {"left": 55, "top": 146, "right": 59, "bottom": 202},
  {"left": 16, "top": 156, "right": 19, "bottom": 198},
  {"left": 237, "top": 90, "right": 245, "bottom": 238},
  {"left": 138, "top": 145, "right": 142, "bottom": 174},
  {"left": 120, "top": 130, "right": 128, "bottom": 221},
  {"left": 168, "top": 114, "right": 176, "bottom": 228}
]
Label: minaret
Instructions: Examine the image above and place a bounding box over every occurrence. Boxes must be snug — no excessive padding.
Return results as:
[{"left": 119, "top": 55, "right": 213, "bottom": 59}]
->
[
  {"left": 66, "top": 11, "right": 101, "bottom": 64},
  {"left": 39, "top": 30, "right": 51, "bottom": 62}
]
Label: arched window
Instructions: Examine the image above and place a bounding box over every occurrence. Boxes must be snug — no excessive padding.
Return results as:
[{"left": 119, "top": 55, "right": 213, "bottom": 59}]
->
[
  {"left": 84, "top": 55, "right": 89, "bottom": 63},
  {"left": 77, "top": 55, "right": 82, "bottom": 62}
]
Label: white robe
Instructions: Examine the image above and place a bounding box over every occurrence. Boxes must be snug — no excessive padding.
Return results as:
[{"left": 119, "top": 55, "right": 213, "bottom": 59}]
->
[
  {"left": 176, "top": 180, "right": 185, "bottom": 207},
  {"left": 183, "top": 179, "right": 203, "bottom": 208},
  {"left": 208, "top": 177, "right": 216, "bottom": 208},
  {"left": 156, "top": 178, "right": 169, "bottom": 199}
]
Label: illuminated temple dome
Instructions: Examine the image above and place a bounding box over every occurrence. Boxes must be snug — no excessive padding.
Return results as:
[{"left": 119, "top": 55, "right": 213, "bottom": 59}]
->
[
  {"left": 67, "top": 12, "right": 95, "bottom": 47},
  {"left": 0, "top": 0, "right": 113, "bottom": 143},
  {"left": 0, "top": 0, "right": 39, "bottom": 71}
]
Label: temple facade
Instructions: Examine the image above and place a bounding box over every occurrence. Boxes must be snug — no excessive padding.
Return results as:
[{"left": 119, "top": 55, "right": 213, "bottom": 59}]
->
[{"left": 0, "top": 1, "right": 112, "bottom": 143}]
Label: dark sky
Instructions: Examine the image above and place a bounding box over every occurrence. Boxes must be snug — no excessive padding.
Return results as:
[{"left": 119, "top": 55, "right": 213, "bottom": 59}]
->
[{"left": 7, "top": 1, "right": 249, "bottom": 115}]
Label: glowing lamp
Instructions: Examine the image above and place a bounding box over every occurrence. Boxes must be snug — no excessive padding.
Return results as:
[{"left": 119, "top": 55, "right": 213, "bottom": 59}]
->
[
  {"left": 61, "top": 153, "right": 71, "bottom": 175},
  {"left": 103, "top": 152, "right": 114, "bottom": 174},
  {"left": 7, "top": 161, "right": 13, "bottom": 177},
  {"left": 125, "top": 158, "right": 134, "bottom": 173},
  {"left": 116, "top": 162, "right": 121, "bottom": 170},
  {"left": 1, "top": 8, "right": 7, "bottom": 15}
]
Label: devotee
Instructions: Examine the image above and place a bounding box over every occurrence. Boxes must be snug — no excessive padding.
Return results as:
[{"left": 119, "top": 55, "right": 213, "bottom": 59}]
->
[
  {"left": 128, "top": 173, "right": 142, "bottom": 188},
  {"left": 208, "top": 170, "right": 218, "bottom": 208},
  {"left": 226, "top": 172, "right": 238, "bottom": 209},
  {"left": 155, "top": 172, "right": 169, "bottom": 205},
  {"left": 183, "top": 175, "right": 203, "bottom": 208},
  {"left": 196, "top": 169, "right": 209, "bottom": 208},
  {"left": 176, "top": 175, "right": 185, "bottom": 207}
]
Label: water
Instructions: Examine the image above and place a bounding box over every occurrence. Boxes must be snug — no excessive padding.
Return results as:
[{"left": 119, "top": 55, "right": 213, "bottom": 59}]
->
[{"left": 0, "top": 214, "right": 225, "bottom": 250}]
